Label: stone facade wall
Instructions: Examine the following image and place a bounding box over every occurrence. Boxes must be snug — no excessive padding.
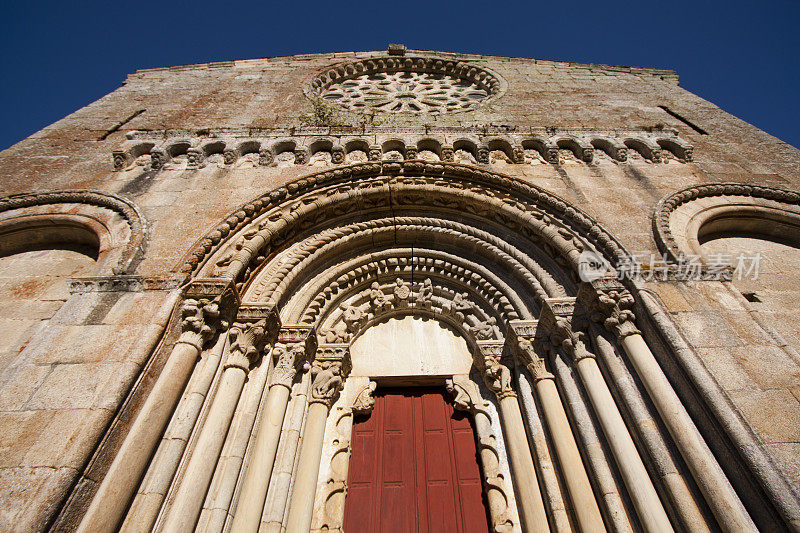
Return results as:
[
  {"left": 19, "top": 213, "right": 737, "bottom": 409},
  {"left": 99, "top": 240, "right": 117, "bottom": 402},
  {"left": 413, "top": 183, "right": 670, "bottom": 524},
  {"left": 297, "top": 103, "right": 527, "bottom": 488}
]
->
[{"left": 0, "top": 48, "right": 799, "bottom": 531}]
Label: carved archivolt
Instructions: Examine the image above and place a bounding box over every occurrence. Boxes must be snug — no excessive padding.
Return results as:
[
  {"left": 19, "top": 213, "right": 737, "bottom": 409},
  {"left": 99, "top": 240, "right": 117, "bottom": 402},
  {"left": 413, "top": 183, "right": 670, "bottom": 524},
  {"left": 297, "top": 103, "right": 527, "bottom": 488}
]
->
[
  {"left": 183, "top": 161, "right": 627, "bottom": 287},
  {"left": 0, "top": 189, "right": 146, "bottom": 274},
  {"left": 653, "top": 182, "right": 800, "bottom": 263}
]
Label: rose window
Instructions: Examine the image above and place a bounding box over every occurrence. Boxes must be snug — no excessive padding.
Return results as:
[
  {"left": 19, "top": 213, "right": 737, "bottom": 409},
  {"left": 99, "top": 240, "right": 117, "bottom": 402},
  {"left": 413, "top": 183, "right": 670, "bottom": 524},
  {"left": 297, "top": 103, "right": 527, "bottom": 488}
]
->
[{"left": 308, "top": 57, "right": 503, "bottom": 114}]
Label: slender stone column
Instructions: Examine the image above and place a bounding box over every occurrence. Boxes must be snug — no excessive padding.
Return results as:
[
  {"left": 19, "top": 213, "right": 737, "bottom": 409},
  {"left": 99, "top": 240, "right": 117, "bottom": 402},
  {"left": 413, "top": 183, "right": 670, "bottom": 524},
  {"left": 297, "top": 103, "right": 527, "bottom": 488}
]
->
[
  {"left": 120, "top": 329, "right": 228, "bottom": 533},
  {"left": 543, "top": 298, "right": 673, "bottom": 533},
  {"left": 477, "top": 341, "right": 549, "bottom": 533},
  {"left": 230, "top": 326, "right": 315, "bottom": 533},
  {"left": 285, "top": 344, "right": 349, "bottom": 533},
  {"left": 78, "top": 280, "right": 236, "bottom": 533},
  {"left": 511, "top": 321, "right": 605, "bottom": 533},
  {"left": 584, "top": 279, "right": 758, "bottom": 533},
  {"left": 160, "top": 304, "right": 278, "bottom": 532}
]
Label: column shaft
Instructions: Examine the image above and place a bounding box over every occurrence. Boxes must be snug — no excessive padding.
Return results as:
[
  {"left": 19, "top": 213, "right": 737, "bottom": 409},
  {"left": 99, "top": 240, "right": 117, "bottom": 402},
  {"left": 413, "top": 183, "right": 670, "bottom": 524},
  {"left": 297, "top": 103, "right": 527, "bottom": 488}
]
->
[
  {"left": 285, "top": 401, "right": 329, "bottom": 532},
  {"left": 536, "top": 377, "right": 606, "bottom": 532},
  {"left": 230, "top": 384, "right": 292, "bottom": 532},
  {"left": 77, "top": 341, "right": 201, "bottom": 533},
  {"left": 621, "top": 333, "right": 757, "bottom": 532},
  {"left": 121, "top": 332, "right": 226, "bottom": 533},
  {"left": 160, "top": 366, "right": 247, "bottom": 532},
  {"left": 497, "top": 395, "right": 550, "bottom": 532},
  {"left": 575, "top": 356, "right": 673, "bottom": 533}
]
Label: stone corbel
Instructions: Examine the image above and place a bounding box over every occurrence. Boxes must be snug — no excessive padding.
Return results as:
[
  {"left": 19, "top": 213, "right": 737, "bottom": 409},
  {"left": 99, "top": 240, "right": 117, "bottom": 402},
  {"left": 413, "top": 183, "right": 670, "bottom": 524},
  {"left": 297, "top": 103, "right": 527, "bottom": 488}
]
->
[
  {"left": 225, "top": 303, "right": 280, "bottom": 371},
  {"left": 351, "top": 379, "right": 378, "bottom": 415},
  {"left": 270, "top": 325, "right": 317, "bottom": 389},
  {"left": 578, "top": 277, "right": 640, "bottom": 340},
  {"left": 186, "top": 147, "right": 204, "bottom": 169},
  {"left": 309, "top": 344, "right": 351, "bottom": 408},
  {"left": 177, "top": 278, "right": 239, "bottom": 351}
]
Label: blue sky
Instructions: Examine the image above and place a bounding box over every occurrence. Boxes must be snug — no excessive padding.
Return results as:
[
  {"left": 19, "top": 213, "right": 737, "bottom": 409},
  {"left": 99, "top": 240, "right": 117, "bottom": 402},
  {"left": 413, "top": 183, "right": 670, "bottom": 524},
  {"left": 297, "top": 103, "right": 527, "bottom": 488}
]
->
[{"left": 1, "top": 1, "right": 798, "bottom": 151}]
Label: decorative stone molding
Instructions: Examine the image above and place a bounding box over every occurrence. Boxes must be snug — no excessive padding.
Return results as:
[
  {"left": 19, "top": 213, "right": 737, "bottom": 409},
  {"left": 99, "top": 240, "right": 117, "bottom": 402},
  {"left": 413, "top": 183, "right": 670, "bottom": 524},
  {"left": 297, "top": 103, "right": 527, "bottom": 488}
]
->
[
  {"left": 0, "top": 189, "right": 146, "bottom": 274},
  {"left": 307, "top": 57, "right": 504, "bottom": 114},
  {"left": 445, "top": 375, "right": 516, "bottom": 532},
  {"left": 114, "top": 129, "right": 693, "bottom": 171},
  {"left": 309, "top": 344, "right": 350, "bottom": 407},
  {"left": 68, "top": 275, "right": 182, "bottom": 293},
  {"left": 653, "top": 182, "right": 800, "bottom": 264},
  {"left": 180, "top": 162, "right": 630, "bottom": 288}
]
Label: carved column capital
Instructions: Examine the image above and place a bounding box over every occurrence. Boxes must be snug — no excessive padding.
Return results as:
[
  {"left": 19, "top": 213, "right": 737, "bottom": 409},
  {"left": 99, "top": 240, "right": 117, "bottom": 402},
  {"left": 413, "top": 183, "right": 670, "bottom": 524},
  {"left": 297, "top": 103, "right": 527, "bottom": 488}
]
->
[
  {"left": 508, "top": 320, "right": 554, "bottom": 382},
  {"left": 225, "top": 304, "right": 280, "bottom": 372},
  {"left": 540, "top": 297, "right": 594, "bottom": 363},
  {"left": 270, "top": 326, "right": 317, "bottom": 389},
  {"left": 477, "top": 341, "right": 516, "bottom": 399},
  {"left": 579, "top": 278, "right": 640, "bottom": 340},
  {"left": 309, "top": 344, "right": 350, "bottom": 408},
  {"left": 352, "top": 380, "right": 377, "bottom": 415},
  {"left": 177, "top": 279, "right": 239, "bottom": 351},
  {"left": 445, "top": 375, "right": 488, "bottom": 414}
]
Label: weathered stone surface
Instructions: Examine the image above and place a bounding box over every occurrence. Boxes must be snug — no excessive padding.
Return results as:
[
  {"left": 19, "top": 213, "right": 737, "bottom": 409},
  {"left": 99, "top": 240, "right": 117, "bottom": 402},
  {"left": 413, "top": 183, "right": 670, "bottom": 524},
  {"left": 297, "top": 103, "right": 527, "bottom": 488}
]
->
[{"left": 0, "top": 48, "right": 799, "bottom": 532}]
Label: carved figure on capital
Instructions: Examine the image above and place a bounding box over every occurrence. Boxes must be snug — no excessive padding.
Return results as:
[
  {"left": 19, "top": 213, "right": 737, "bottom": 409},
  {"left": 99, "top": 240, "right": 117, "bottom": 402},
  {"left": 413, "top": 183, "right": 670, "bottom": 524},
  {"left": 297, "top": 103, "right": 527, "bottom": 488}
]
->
[
  {"left": 478, "top": 343, "right": 515, "bottom": 399},
  {"left": 369, "top": 281, "right": 391, "bottom": 314},
  {"left": 548, "top": 315, "right": 594, "bottom": 362},
  {"left": 179, "top": 298, "right": 226, "bottom": 350},
  {"left": 470, "top": 316, "right": 498, "bottom": 340},
  {"left": 269, "top": 342, "right": 308, "bottom": 388},
  {"left": 515, "top": 337, "right": 553, "bottom": 382},
  {"left": 416, "top": 278, "right": 433, "bottom": 309},
  {"left": 393, "top": 277, "right": 411, "bottom": 308},
  {"left": 310, "top": 360, "right": 345, "bottom": 407}
]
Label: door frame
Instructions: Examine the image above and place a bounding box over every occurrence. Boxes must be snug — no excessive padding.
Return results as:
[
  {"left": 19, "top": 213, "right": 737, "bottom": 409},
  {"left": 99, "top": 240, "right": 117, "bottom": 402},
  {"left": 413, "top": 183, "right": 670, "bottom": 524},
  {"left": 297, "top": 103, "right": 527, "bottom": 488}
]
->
[{"left": 310, "top": 374, "right": 522, "bottom": 532}]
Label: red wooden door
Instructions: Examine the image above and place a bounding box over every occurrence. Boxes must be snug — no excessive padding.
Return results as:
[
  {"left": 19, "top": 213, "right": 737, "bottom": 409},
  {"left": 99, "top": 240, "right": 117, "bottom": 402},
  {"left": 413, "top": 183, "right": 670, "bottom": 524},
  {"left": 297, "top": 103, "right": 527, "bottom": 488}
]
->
[{"left": 344, "top": 389, "right": 490, "bottom": 533}]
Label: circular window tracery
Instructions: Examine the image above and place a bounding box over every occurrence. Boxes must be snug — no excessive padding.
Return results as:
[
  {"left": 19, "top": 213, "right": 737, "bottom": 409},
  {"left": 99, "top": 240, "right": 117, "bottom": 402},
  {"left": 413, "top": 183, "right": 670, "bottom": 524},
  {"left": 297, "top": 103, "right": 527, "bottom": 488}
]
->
[{"left": 308, "top": 57, "right": 504, "bottom": 114}]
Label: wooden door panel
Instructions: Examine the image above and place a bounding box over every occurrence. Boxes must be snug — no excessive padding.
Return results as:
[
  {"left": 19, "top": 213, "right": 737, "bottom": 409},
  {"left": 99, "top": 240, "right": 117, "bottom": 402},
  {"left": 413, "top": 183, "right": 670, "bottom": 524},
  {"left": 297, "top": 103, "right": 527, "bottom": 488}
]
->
[{"left": 344, "top": 389, "right": 489, "bottom": 533}]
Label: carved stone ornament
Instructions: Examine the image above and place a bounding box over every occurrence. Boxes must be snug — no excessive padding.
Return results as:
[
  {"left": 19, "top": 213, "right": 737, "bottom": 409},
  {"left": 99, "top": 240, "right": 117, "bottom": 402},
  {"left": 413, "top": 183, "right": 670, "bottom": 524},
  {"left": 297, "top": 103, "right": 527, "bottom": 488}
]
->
[
  {"left": 579, "top": 278, "right": 641, "bottom": 340},
  {"left": 309, "top": 57, "right": 503, "bottom": 114},
  {"left": 310, "top": 344, "right": 350, "bottom": 407},
  {"left": 477, "top": 342, "right": 515, "bottom": 399},
  {"left": 352, "top": 381, "right": 377, "bottom": 415},
  {"left": 177, "top": 279, "right": 238, "bottom": 351},
  {"left": 516, "top": 337, "right": 554, "bottom": 382},
  {"left": 540, "top": 297, "right": 595, "bottom": 362}
]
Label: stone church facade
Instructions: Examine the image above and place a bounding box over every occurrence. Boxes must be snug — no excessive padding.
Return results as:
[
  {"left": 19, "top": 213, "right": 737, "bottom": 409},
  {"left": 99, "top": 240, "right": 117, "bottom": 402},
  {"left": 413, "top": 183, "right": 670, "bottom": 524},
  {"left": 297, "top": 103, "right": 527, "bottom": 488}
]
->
[{"left": 0, "top": 47, "right": 799, "bottom": 532}]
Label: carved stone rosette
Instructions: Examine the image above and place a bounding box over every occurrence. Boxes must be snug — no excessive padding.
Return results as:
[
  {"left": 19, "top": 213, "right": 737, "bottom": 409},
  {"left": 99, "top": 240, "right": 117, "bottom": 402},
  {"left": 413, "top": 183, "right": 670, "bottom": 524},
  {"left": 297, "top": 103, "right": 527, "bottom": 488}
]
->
[
  {"left": 579, "top": 277, "right": 641, "bottom": 340},
  {"left": 309, "top": 344, "right": 351, "bottom": 408},
  {"left": 177, "top": 279, "right": 239, "bottom": 351},
  {"left": 225, "top": 304, "right": 280, "bottom": 371},
  {"left": 270, "top": 325, "right": 317, "bottom": 389}
]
